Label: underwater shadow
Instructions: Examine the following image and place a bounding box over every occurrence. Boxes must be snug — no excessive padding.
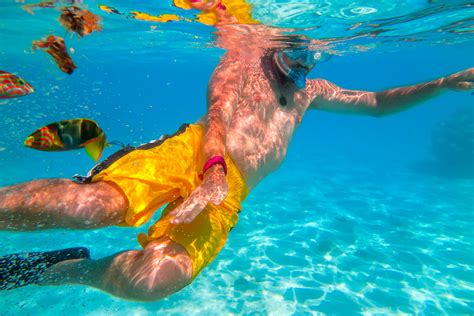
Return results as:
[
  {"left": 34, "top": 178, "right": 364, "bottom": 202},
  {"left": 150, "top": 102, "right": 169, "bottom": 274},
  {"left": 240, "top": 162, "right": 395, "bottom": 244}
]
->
[
  {"left": 411, "top": 159, "right": 474, "bottom": 179},
  {"left": 412, "top": 107, "right": 474, "bottom": 179}
]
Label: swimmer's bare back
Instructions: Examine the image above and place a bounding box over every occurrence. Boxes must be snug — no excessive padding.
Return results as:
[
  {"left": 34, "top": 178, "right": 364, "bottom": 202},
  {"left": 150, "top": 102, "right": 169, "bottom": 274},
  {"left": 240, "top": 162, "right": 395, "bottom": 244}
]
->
[{"left": 0, "top": 179, "right": 126, "bottom": 230}]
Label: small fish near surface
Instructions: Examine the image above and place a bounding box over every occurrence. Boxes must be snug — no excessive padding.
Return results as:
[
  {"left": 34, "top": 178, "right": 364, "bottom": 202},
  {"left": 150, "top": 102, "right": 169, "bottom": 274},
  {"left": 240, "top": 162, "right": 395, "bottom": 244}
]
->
[
  {"left": 24, "top": 118, "right": 107, "bottom": 161},
  {"left": 0, "top": 71, "right": 34, "bottom": 99},
  {"left": 98, "top": 4, "right": 122, "bottom": 15}
]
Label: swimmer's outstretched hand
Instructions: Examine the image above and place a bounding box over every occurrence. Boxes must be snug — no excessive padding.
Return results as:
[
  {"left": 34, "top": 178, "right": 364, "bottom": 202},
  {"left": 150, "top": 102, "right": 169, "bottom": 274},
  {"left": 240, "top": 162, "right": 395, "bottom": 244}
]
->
[
  {"left": 170, "top": 165, "right": 228, "bottom": 224},
  {"left": 444, "top": 67, "right": 474, "bottom": 91}
]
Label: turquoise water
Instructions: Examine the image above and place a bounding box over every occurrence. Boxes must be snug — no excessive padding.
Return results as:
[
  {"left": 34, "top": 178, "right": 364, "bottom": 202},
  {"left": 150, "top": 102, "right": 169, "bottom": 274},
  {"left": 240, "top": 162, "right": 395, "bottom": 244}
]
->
[{"left": 1, "top": 0, "right": 474, "bottom": 314}]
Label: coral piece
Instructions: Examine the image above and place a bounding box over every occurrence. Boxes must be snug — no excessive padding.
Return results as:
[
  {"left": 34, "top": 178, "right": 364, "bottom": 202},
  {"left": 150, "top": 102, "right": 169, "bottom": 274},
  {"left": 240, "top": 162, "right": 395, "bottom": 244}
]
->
[
  {"left": 22, "top": 1, "right": 56, "bottom": 14},
  {"left": 32, "top": 35, "right": 77, "bottom": 74},
  {"left": 59, "top": 6, "right": 102, "bottom": 37},
  {"left": 21, "top": 0, "right": 82, "bottom": 14}
]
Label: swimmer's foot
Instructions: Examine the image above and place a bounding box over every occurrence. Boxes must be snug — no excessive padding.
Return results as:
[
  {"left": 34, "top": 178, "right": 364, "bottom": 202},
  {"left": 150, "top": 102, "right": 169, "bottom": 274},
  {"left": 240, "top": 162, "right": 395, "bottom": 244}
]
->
[{"left": 0, "top": 247, "right": 90, "bottom": 290}]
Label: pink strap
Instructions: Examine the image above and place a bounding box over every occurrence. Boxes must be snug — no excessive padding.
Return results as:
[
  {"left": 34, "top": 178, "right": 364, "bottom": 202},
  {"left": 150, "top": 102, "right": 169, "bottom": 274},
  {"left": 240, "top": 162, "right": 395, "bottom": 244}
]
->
[{"left": 199, "top": 156, "right": 227, "bottom": 180}]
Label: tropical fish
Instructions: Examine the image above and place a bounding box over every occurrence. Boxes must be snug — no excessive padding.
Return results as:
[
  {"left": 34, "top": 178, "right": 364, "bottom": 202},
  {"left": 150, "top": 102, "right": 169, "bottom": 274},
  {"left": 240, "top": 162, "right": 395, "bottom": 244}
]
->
[
  {"left": 24, "top": 118, "right": 107, "bottom": 161},
  {"left": 0, "top": 71, "right": 34, "bottom": 99},
  {"left": 98, "top": 5, "right": 122, "bottom": 15}
]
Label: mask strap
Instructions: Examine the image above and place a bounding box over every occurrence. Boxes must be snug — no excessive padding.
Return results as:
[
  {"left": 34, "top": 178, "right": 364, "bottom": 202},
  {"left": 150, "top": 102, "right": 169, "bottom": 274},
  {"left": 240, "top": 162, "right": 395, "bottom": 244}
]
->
[{"left": 272, "top": 53, "right": 287, "bottom": 106}]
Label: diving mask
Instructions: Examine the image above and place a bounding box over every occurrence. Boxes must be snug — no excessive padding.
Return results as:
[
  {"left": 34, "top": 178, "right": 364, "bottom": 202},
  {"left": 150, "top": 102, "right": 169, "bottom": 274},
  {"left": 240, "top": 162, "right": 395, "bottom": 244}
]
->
[{"left": 273, "top": 49, "right": 331, "bottom": 89}]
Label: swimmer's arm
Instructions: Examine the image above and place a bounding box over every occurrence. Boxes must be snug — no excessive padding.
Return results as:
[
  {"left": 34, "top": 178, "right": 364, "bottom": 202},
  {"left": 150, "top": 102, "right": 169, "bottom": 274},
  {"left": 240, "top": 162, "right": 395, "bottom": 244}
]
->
[
  {"left": 205, "top": 58, "right": 243, "bottom": 159},
  {"left": 170, "top": 58, "right": 243, "bottom": 225},
  {"left": 307, "top": 68, "right": 473, "bottom": 116}
]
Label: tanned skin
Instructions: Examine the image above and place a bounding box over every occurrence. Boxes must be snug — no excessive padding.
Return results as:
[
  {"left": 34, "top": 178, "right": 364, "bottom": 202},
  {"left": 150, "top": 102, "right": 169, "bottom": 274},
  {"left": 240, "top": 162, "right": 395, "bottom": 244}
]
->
[{"left": 0, "top": 21, "right": 472, "bottom": 302}]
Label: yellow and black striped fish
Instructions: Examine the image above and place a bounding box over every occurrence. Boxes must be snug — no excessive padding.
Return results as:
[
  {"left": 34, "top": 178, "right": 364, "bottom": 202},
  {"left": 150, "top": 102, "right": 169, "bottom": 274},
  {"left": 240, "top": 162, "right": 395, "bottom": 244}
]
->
[
  {"left": 98, "top": 4, "right": 121, "bottom": 15},
  {"left": 24, "top": 118, "right": 107, "bottom": 161}
]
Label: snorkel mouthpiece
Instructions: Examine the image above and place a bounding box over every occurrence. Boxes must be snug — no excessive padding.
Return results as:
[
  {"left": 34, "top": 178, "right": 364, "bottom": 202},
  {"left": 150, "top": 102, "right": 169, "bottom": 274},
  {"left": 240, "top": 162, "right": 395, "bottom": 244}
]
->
[{"left": 287, "top": 69, "right": 307, "bottom": 89}]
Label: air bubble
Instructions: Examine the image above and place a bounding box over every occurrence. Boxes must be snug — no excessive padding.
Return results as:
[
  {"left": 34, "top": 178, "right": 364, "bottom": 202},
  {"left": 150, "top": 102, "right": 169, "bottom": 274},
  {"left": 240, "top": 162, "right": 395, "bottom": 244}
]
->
[
  {"left": 340, "top": 6, "right": 377, "bottom": 18},
  {"left": 351, "top": 6, "right": 377, "bottom": 15}
]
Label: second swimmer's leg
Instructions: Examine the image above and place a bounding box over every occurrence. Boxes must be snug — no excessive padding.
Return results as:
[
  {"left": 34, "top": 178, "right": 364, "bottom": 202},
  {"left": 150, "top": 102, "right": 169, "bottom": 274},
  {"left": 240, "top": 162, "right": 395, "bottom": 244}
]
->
[
  {"left": 0, "top": 179, "right": 127, "bottom": 231},
  {"left": 39, "top": 237, "right": 193, "bottom": 301}
]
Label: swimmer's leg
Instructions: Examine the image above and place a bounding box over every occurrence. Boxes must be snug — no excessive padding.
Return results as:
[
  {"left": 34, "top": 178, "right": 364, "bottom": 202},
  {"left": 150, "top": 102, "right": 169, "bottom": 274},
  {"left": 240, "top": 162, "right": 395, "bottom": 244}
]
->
[
  {"left": 39, "top": 237, "right": 193, "bottom": 301},
  {"left": 0, "top": 179, "right": 127, "bottom": 230}
]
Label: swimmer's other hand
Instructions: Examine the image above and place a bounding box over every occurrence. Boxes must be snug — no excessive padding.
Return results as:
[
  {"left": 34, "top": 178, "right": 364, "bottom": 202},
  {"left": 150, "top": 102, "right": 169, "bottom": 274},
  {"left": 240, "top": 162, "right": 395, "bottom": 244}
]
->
[
  {"left": 444, "top": 67, "right": 474, "bottom": 91},
  {"left": 170, "top": 164, "right": 228, "bottom": 225}
]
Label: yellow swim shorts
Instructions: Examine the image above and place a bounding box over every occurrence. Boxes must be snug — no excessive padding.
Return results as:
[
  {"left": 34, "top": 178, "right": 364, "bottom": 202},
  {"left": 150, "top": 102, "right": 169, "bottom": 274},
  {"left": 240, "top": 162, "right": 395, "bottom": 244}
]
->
[
  {"left": 78, "top": 124, "right": 248, "bottom": 278},
  {"left": 173, "top": 0, "right": 259, "bottom": 25}
]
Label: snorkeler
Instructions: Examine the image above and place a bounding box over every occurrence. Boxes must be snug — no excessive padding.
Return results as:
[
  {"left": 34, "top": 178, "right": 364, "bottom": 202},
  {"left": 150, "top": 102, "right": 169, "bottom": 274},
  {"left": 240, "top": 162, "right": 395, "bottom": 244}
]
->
[{"left": 1, "top": 2, "right": 473, "bottom": 301}]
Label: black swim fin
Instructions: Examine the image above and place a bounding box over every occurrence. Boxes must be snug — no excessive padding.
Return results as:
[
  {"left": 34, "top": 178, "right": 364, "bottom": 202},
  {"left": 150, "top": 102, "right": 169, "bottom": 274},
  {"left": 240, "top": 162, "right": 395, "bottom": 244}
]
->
[{"left": 0, "top": 247, "right": 90, "bottom": 291}]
